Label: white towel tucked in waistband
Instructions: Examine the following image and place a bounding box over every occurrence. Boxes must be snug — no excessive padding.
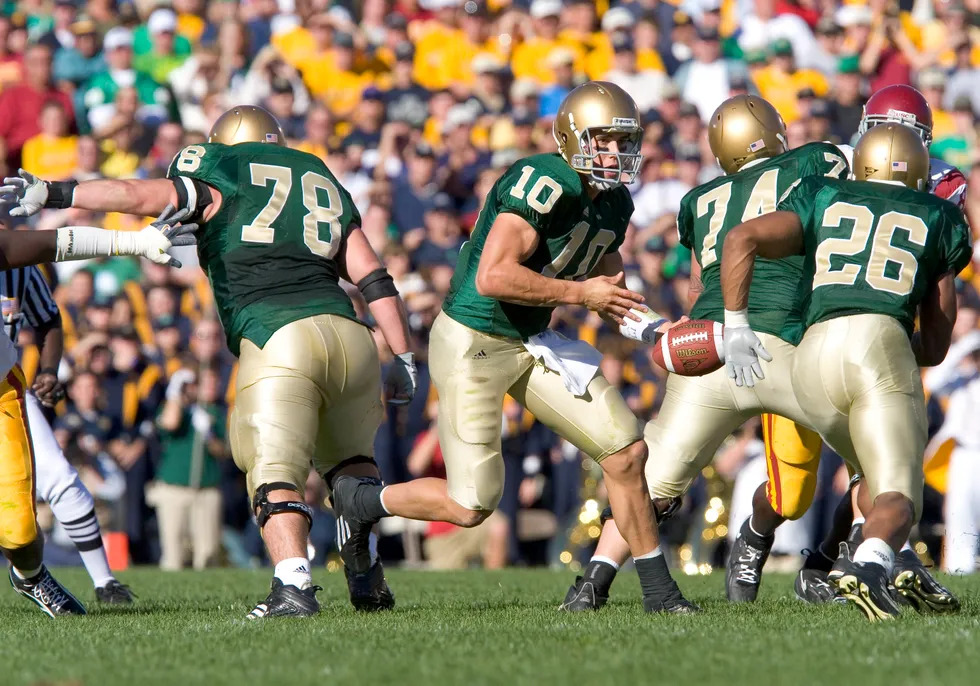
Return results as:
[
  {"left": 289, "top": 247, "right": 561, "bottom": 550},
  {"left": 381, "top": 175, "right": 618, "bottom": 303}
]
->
[{"left": 523, "top": 330, "right": 602, "bottom": 397}]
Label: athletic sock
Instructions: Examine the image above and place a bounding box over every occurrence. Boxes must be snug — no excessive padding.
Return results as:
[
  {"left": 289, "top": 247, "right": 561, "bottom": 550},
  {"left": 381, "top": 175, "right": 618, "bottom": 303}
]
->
[
  {"left": 348, "top": 480, "right": 386, "bottom": 521},
  {"left": 61, "top": 509, "right": 114, "bottom": 588},
  {"left": 848, "top": 518, "right": 865, "bottom": 544},
  {"left": 853, "top": 537, "right": 896, "bottom": 575},
  {"left": 741, "top": 518, "right": 774, "bottom": 550},
  {"left": 634, "top": 552, "right": 681, "bottom": 602},
  {"left": 581, "top": 558, "right": 618, "bottom": 593},
  {"left": 274, "top": 557, "right": 312, "bottom": 590},
  {"left": 12, "top": 564, "right": 42, "bottom": 581},
  {"left": 900, "top": 540, "right": 914, "bottom": 554}
]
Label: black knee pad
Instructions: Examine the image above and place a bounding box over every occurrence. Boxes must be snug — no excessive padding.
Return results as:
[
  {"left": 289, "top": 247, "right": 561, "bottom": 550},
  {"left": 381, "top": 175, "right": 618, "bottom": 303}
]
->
[
  {"left": 600, "top": 497, "right": 682, "bottom": 526},
  {"left": 253, "top": 482, "right": 314, "bottom": 529},
  {"left": 322, "top": 456, "right": 379, "bottom": 491}
]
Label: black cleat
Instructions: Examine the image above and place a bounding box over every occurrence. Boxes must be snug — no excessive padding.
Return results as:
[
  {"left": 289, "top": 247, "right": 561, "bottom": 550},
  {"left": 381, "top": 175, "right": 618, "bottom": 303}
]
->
[
  {"left": 834, "top": 557, "right": 902, "bottom": 622},
  {"left": 559, "top": 576, "right": 608, "bottom": 612},
  {"left": 726, "top": 525, "right": 773, "bottom": 603},
  {"left": 892, "top": 549, "right": 960, "bottom": 615},
  {"left": 827, "top": 541, "right": 859, "bottom": 586},
  {"left": 332, "top": 475, "right": 383, "bottom": 574},
  {"left": 794, "top": 548, "right": 840, "bottom": 604},
  {"left": 9, "top": 565, "right": 86, "bottom": 617},
  {"left": 643, "top": 594, "right": 701, "bottom": 614},
  {"left": 95, "top": 579, "right": 135, "bottom": 604},
  {"left": 345, "top": 560, "right": 395, "bottom": 612},
  {"left": 247, "top": 578, "right": 321, "bottom": 619}
]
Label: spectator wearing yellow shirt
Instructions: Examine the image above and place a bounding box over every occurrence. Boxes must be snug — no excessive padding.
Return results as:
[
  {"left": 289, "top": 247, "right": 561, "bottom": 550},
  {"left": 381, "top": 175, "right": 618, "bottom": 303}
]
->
[
  {"left": 918, "top": 67, "right": 957, "bottom": 143},
  {"left": 510, "top": 0, "right": 586, "bottom": 85},
  {"left": 585, "top": 7, "right": 666, "bottom": 81},
  {"left": 303, "top": 31, "right": 370, "bottom": 117},
  {"left": 454, "top": 4, "right": 508, "bottom": 88},
  {"left": 295, "top": 105, "right": 337, "bottom": 162},
  {"left": 412, "top": 3, "right": 466, "bottom": 90},
  {"left": 753, "top": 38, "right": 829, "bottom": 124},
  {"left": 21, "top": 100, "right": 77, "bottom": 181}
]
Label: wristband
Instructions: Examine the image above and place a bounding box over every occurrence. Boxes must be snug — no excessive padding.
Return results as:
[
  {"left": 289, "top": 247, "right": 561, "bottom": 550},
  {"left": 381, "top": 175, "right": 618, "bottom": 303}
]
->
[
  {"left": 44, "top": 181, "right": 78, "bottom": 209},
  {"left": 724, "top": 309, "right": 751, "bottom": 329},
  {"left": 38, "top": 367, "right": 59, "bottom": 377}
]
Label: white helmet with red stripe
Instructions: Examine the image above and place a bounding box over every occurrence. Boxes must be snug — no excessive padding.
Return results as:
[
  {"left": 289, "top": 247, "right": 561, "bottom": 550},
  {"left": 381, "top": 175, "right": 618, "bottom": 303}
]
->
[{"left": 858, "top": 84, "right": 934, "bottom": 144}]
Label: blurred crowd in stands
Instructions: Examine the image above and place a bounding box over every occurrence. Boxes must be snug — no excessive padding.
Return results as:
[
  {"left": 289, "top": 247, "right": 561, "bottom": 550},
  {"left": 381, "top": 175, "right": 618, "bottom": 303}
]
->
[{"left": 3, "top": 0, "right": 980, "bottom": 573}]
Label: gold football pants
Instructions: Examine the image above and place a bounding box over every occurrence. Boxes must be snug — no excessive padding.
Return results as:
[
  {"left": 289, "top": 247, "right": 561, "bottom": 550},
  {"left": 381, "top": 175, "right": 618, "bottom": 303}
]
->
[
  {"left": 0, "top": 366, "right": 37, "bottom": 550},
  {"left": 230, "top": 315, "right": 384, "bottom": 500},
  {"left": 791, "top": 314, "right": 925, "bottom": 519},
  {"left": 429, "top": 312, "right": 642, "bottom": 511}
]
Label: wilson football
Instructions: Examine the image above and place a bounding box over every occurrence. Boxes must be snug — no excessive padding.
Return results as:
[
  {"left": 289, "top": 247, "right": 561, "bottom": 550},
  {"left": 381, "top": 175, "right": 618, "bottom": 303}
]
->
[{"left": 651, "top": 320, "right": 725, "bottom": 376}]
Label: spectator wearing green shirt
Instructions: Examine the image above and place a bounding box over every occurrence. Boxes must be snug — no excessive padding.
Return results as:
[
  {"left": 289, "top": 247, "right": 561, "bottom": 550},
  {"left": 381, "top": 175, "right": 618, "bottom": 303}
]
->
[
  {"left": 133, "top": 9, "right": 189, "bottom": 85},
  {"left": 150, "top": 366, "right": 228, "bottom": 571},
  {"left": 81, "top": 27, "right": 176, "bottom": 134}
]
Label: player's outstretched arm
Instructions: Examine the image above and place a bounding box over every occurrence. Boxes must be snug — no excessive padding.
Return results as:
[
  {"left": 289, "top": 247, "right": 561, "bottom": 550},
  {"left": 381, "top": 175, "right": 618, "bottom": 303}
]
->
[
  {"left": 0, "top": 205, "right": 197, "bottom": 270},
  {"left": 913, "top": 272, "right": 957, "bottom": 367},
  {"left": 0, "top": 170, "right": 178, "bottom": 218},
  {"left": 476, "top": 213, "right": 645, "bottom": 325},
  {"left": 342, "top": 227, "right": 417, "bottom": 405}
]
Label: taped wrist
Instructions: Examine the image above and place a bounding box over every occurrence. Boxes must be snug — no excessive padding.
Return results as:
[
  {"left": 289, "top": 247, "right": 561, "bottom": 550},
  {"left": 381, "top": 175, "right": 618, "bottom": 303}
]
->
[
  {"left": 357, "top": 268, "right": 399, "bottom": 304},
  {"left": 253, "top": 482, "right": 315, "bottom": 529},
  {"left": 55, "top": 226, "right": 119, "bottom": 261},
  {"left": 724, "top": 308, "right": 751, "bottom": 329},
  {"left": 44, "top": 181, "right": 78, "bottom": 209}
]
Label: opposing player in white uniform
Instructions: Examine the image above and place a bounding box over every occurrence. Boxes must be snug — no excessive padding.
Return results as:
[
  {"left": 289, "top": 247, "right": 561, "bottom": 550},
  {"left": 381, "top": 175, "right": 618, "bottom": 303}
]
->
[
  {"left": 2, "top": 266, "right": 133, "bottom": 603},
  {"left": 0, "top": 205, "right": 193, "bottom": 616}
]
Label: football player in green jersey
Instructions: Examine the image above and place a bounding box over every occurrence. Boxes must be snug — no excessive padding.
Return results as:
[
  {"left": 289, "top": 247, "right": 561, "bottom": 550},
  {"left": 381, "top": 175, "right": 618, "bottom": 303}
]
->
[
  {"left": 329, "top": 81, "right": 697, "bottom": 614},
  {"left": 562, "top": 94, "right": 851, "bottom": 611},
  {"left": 1, "top": 106, "right": 417, "bottom": 618},
  {"left": 721, "top": 123, "right": 972, "bottom": 621}
]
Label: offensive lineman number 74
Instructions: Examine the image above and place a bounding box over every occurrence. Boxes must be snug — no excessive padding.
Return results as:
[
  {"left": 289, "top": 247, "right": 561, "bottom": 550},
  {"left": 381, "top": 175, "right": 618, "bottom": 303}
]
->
[{"left": 177, "top": 145, "right": 345, "bottom": 259}]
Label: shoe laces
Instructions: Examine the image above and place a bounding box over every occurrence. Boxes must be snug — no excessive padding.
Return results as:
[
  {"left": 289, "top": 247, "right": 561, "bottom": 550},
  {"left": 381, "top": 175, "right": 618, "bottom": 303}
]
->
[{"left": 32, "top": 573, "right": 73, "bottom": 612}]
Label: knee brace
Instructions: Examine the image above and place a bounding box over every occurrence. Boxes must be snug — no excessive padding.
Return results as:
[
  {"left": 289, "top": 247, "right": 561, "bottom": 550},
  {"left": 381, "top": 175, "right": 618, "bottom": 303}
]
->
[
  {"left": 252, "top": 482, "right": 314, "bottom": 530},
  {"left": 599, "top": 496, "right": 682, "bottom": 526}
]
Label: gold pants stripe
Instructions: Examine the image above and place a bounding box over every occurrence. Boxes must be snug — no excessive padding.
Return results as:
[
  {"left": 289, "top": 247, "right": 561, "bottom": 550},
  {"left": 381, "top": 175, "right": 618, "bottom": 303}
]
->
[{"left": 761, "top": 413, "right": 824, "bottom": 519}]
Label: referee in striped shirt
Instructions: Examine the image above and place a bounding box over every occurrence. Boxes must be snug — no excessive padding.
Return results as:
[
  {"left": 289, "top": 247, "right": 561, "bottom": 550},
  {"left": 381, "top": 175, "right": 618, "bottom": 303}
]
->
[{"left": 2, "top": 265, "right": 133, "bottom": 603}]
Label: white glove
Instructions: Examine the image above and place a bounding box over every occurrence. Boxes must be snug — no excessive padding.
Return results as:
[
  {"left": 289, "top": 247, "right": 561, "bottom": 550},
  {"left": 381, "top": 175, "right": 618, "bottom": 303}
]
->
[
  {"left": 119, "top": 205, "right": 199, "bottom": 268},
  {"left": 191, "top": 406, "right": 213, "bottom": 435},
  {"left": 0, "top": 169, "right": 48, "bottom": 217},
  {"left": 386, "top": 352, "right": 417, "bottom": 406},
  {"left": 166, "top": 369, "right": 196, "bottom": 401},
  {"left": 619, "top": 308, "right": 668, "bottom": 344},
  {"left": 723, "top": 309, "right": 772, "bottom": 388}
]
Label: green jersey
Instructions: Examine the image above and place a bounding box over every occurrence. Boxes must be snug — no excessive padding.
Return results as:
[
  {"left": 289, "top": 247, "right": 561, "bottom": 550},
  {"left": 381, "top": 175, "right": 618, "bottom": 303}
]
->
[
  {"left": 678, "top": 141, "right": 849, "bottom": 343},
  {"left": 442, "top": 153, "right": 633, "bottom": 340},
  {"left": 778, "top": 176, "right": 973, "bottom": 336},
  {"left": 167, "top": 143, "right": 363, "bottom": 355}
]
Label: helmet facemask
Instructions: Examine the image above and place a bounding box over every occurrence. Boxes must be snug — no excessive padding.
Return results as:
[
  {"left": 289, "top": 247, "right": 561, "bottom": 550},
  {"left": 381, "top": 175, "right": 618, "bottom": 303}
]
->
[
  {"left": 858, "top": 109, "right": 933, "bottom": 145},
  {"left": 563, "top": 121, "right": 643, "bottom": 190}
]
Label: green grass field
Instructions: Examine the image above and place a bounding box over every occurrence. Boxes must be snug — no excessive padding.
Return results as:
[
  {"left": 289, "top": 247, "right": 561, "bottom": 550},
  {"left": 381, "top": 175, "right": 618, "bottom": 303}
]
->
[{"left": 4, "top": 567, "right": 980, "bottom": 686}]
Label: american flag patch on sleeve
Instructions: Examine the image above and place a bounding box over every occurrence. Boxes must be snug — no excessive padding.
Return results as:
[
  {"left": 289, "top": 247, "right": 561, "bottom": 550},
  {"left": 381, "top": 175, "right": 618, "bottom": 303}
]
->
[
  {"left": 892, "top": 161, "right": 907, "bottom": 171},
  {"left": 748, "top": 139, "right": 766, "bottom": 152},
  {"left": 266, "top": 133, "right": 279, "bottom": 143}
]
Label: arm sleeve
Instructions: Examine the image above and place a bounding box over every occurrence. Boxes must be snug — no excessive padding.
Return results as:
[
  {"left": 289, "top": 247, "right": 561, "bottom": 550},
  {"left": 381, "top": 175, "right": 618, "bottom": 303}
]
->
[{"left": 21, "top": 267, "right": 60, "bottom": 329}]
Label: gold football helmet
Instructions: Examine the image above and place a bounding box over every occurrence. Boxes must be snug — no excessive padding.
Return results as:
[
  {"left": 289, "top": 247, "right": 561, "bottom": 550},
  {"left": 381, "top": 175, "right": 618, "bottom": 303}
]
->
[
  {"left": 207, "top": 105, "right": 286, "bottom": 146},
  {"left": 708, "top": 95, "right": 787, "bottom": 174},
  {"left": 553, "top": 81, "right": 643, "bottom": 190},
  {"left": 852, "top": 123, "right": 929, "bottom": 191}
]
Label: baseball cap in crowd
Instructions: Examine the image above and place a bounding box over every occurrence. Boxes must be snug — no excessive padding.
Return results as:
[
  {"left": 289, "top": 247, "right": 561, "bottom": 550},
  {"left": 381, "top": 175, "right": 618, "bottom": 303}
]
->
[
  {"left": 431, "top": 193, "right": 455, "bottom": 214},
  {"left": 918, "top": 67, "right": 946, "bottom": 90},
  {"left": 442, "top": 104, "right": 477, "bottom": 133},
  {"left": 512, "top": 111, "right": 536, "bottom": 127},
  {"left": 270, "top": 76, "right": 292, "bottom": 94},
  {"left": 546, "top": 47, "right": 576, "bottom": 68},
  {"left": 90, "top": 293, "right": 114, "bottom": 309},
  {"left": 835, "top": 4, "right": 873, "bottom": 27},
  {"left": 696, "top": 26, "right": 719, "bottom": 42},
  {"left": 660, "top": 82, "right": 681, "bottom": 100},
  {"left": 815, "top": 17, "right": 842, "bottom": 36},
  {"left": 677, "top": 146, "right": 702, "bottom": 163},
  {"left": 797, "top": 87, "right": 816, "bottom": 100},
  {"left": 103, "top": 26, "right": 133, "bottom": 51},
  {"left": 153, "top": 314, "right": 178, "bottom": 331},
  {"left": 530, "top": 0, "right": 562, "bottom": 19},
  {"left": 71, "top": 14, "right": 97, "bottom": 35},
  {"left": 362, "top": 85, "right": 385, "bottom": 101},
  {"left": 744, "top": 48, "right": 768, "bottom": 65},
  {"left": 770, "top": 38, "right": 793, "bottom": 57},
  {"left": 147, "top": 8, "right": 177, "bottom": 35},
  {"left": 413, "top": 141, "right": 435, "bottom": 158},
  {"left": 394, "top": 40, "right": 414, "bottom": 62},
  {"left": 473, "top": 53, "right": 507, "bottom": 74},
  {"left": 701, "top": 0, "right": 722, "bottom": 11},
  {"left": 601, "top": 7, "right": 634, "bottom": 32},
  {"left": 809, "top": 99, "right": 831, "bottom": 119},
  {"left": 333, "top": 31, "right": 355, "bottom": 49},
  {"left": 385, "top": 14, "right": 409, "bottom": 31},
  {"left": 510, "top": 78, "right": 539, "bottom": 101},
  {"left": 952, "top": 95, "right": 974, "bottom": 113},
  {"left": 730, "top": 74, "right": 750, "bottom": 92},
  {"left": 838, "top": 54, "right": 860, "bottom": 74},
  {"left": 611, "top": 33, "right": 634, "bottom": 54},
  {"left": 678, "top": 101, "right": 700, "bottom": 118}
]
